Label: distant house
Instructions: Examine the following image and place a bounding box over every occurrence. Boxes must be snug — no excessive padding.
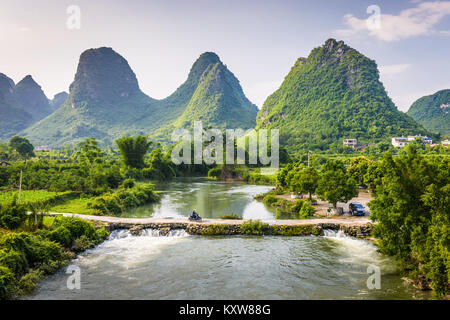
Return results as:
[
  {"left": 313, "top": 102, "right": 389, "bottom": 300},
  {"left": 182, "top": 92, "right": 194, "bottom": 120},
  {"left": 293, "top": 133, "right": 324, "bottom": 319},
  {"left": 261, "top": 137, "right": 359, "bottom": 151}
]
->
[
  {"left": 0, "top": 161, "right": 11, "bottom": 167},
  {"left": 343, "top": 139, "right": 358, "bottom": 148},
  {"left": 35, "top": 145, "right": 51, "bottom": 151},
  {"left": 391, "top": 137, "right": 409, "bottom": 148},
  {"left": 407, "top": 135, "right": 432, "bottom": 144},
  {"left": 442, "top": 139, "right": 450, "bottom": 148}
]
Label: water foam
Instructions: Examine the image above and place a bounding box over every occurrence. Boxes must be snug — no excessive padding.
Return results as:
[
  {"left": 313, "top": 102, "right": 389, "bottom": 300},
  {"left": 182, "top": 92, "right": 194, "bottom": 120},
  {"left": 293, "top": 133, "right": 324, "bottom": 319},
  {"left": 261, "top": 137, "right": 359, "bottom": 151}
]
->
[{"left": 321, "top": 229, "right": 394, "bottom": 271}]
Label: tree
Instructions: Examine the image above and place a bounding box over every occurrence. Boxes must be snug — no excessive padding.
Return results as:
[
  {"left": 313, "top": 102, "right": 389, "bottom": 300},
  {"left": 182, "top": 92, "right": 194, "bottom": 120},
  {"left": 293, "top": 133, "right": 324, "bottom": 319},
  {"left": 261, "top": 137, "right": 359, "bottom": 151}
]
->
[
  {"left": 291, "top": 167, "right": 319, "bottom": 199},
  {"left": 368, "top": 146, "right": 449, "bottom": 298},
  {"left": 9, "top": 136, "right": 34, "bottom": 159},
  {"left": 9, "top": 136, "right": 35, "bottom": 204},
  {"left": 116, "top": 135, "right": 152, "bottom": 169},
  {"left": 75, "top": 137, "right": 104, "bottom": 169},
  {"left": 363, "top": 161, "right": 383, "bottom": 191},
  {"left": 316, "top": 160, "right": 358, "bottom": 208},
  {"left": 347, "top": 156, "right": 371, "bottom": 187}
]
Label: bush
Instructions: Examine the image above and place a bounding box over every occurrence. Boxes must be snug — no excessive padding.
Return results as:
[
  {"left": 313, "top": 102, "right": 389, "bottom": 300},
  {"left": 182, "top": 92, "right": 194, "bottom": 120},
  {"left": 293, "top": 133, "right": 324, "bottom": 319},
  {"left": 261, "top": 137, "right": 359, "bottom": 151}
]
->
[
  {"left": 48, "top": 226, "right": 72, "bottom": 247},
  {"left": 0, "top": 248, "right": 28, "bottom": 275},
  {"left": 71, "top": 235, "right": 96, "bottom": 253},
  {"left": 0, "top": 266, "right": 15, "bottom": 299},
  {"left": 207, "top": 167, "right": 222, "bottom": 179},
  {"left": 201, "top": 224, "right": 228, "bottom": 236},
  {"left": 241, "top": 220, "right": 270, "bottom": 235},
  {"left": 220, "top": 213, "right": 242, "bottom": 220},
  {"left": 263, "top": 195, "right": 278, "bottom": 206},
  {"left": 299, "top": 202, "right": 315, "bottom": 219},
  {"left": 0, "top": 197, "right": 27, "bottom": 230},
  {"left": 0, "top": 216, "right": 109, "bottom": 298},
  {"left": 121, "top": 178, "right": 135, "bottom": 189},
  {"left": 53, "top": 216, "right": 96, "bottom": 241},
  {"left": 88, "top": 184, "right": 160, "bottom": 215},
  {"left": 271, "top": 225, "right": 320, "bottom": 236},
  {"left": 0, "top": 232, "right": 65, "bottom": 273},
  {"left": 17, "top": 269, "right": 43, "bottom": 295}
]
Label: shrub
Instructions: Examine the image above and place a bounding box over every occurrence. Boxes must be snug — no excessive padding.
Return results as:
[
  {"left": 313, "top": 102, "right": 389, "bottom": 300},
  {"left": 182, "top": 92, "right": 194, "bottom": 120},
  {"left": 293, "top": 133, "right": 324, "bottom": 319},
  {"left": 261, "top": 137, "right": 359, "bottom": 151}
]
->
[
  {"left": 0, "top": 266, "right": 15, "bottom": 299},
  {"left": 220, "top": 213, "right": 242, "bottom": 220},
  {"left": 17, "top": 269, "right": 43, "bottom": 295},
  {"left": 48, "top": 226, "right": 72, "bottom": 247},
  {"left": 0, "top": 248, "right": 28, "bottom": 275},
  {"left": 291, "top": 200, "right": 305, "bottom": 213},
  {"left": 71, "top": 235, "right": 96, "bottom": 253},
  {"left": 121, "top": 178, "right": 135, "bottom": 189},
  {"left": 0, "top": 232, "right": 65, "bottom": 273},
  {"left": 263, "top": 195, "right": 278, "bottom": 206},
  {"left": 240, "top": 220, "right": 270, "bottom": 235},
  {"left": 207, "top": 167, "right": 222, "bottom": 179},
  {"left": 0, "top": 197, "right": 27, "bottom": 230},
  {"left": 88, "top": 184, "right": 160, "bottom": 215},
  {"left": 201, "top": 224, "right": 229, "bottom": 236},
  {"left": 299, "top": 202, "right": 315, "bottom": 219},
  {"left": 54, "top": 216, "right": 96, "bottom": 240},
  {"left": 271, "top": 225, "right": 320, "bottom": 236}
]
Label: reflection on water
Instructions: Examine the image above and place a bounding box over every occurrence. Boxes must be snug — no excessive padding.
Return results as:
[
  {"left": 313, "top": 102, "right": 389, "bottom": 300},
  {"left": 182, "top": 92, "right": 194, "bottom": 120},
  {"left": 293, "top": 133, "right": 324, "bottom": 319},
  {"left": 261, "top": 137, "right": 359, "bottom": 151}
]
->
[
  {"left": 29, "top": 229, "right": 428, "bottom": 300},
  {"left": 121, "top": 178, "right": 275, "bottom": 219}
]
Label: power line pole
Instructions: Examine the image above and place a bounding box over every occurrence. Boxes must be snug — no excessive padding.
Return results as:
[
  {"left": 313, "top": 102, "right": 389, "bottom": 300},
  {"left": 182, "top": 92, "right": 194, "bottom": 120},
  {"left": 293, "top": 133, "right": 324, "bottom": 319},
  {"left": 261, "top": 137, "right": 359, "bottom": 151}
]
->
[
  {"left": 307, "top": 151, "right": 310, "bottom": 168},
  {"left": 18, "top": 169, "right": 23, "bottom": 204}
]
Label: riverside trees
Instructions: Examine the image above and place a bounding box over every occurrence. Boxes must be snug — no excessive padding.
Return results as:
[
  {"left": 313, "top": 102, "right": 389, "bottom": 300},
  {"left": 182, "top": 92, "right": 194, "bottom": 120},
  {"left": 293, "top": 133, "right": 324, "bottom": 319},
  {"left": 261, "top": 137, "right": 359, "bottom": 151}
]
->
[{"left": 369, "top": 146, "right": 449, "bottom": 298}]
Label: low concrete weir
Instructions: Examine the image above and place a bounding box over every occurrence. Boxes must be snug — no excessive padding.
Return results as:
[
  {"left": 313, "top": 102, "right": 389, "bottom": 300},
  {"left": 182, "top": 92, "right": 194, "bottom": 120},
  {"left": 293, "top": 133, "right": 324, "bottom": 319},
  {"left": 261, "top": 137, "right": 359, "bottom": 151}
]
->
[{"left": 46, "top": 213, "right": 373, "bottom": 238}]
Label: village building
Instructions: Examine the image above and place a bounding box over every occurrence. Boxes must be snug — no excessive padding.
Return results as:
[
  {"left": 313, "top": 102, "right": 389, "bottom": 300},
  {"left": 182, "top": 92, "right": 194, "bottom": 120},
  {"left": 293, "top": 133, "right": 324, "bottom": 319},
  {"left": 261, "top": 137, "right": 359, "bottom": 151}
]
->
[
  {"left": 343, "top": 139, "right": 358, "bottom": 148},
  {"left": 391, "top": 137, "right": 409, "bottom": 148},
  {"left": 34, "top": 145, "right": 51, "bottom": 151},
  {"left": 407, "top": 135, "right": 432, "bottom": 144}
]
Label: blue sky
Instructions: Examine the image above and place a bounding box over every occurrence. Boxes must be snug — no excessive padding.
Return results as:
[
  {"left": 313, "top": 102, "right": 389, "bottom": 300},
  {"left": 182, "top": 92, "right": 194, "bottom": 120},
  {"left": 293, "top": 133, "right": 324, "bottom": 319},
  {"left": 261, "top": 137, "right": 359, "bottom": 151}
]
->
[{"left": 0, "top": 0, "right": 449, "bottom": 111}]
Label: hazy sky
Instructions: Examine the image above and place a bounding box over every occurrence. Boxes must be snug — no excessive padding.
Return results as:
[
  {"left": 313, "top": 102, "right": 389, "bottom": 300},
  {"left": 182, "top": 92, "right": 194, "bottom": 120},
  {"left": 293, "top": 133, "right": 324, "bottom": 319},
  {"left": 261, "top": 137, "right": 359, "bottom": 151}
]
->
[{"left": 1, "top": 0, "right": 449, "bottom": 111}]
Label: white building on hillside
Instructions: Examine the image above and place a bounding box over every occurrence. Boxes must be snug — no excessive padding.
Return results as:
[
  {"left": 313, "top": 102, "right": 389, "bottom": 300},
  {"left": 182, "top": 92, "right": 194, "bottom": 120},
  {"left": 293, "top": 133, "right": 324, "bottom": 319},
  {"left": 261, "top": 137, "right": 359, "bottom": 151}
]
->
[
  {"left": 35, "top": 145, "right": 51, "bottom": 151},
  {"left": 391, "top": 137, "right": 409, "bottom": 148},
  {"left": 407, "top": 135, "right": 432, "bottom": 144},
  {"left": 343, "top": 139, "right": 358, "bottom": 148}
]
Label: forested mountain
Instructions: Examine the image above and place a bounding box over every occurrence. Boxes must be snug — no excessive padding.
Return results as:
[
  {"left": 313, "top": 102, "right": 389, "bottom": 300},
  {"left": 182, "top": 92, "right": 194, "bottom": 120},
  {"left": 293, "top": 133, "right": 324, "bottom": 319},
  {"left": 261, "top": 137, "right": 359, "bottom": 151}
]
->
[
  {"left": 256, "top": 39, "right": 430, "bottom": 154},
  {"left": 22, "top": 49, "right": 257, "bottom": 147},
  {"left": 0, "top": 73, "right": 33, "bottom": 139},
  {"left": 13, "top": 75, "right": 53, "bottom": 121},
  {"left": 49, "top": 92, "right": 69, "bottom": 111},
  {"left": 407, "top": 89, "right": 450, "bottom": 136},
  {"left": 22, "top": 47, "right": 159, "bottom": 147},
  {"left": 149, "top": 52, "right": 258, "bottom": 142}
]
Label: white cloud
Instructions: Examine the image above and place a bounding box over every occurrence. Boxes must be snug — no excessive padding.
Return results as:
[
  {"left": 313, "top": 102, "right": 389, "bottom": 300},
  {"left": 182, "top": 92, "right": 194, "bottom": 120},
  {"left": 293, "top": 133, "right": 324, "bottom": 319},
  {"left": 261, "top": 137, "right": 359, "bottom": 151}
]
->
[
  {"left": 335, "top": 1, "right": 450, "bottom": 41},
  {"left": 379, "top": 64, "right": 412, "bottom": 76}
]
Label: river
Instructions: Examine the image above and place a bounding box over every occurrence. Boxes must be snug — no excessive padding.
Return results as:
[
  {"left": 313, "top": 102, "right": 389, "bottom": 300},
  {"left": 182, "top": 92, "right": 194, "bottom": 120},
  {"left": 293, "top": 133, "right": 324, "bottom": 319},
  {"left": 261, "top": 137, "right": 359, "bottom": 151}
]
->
[{"left": 29, "top": 179, "right": 427, "bottom": 300}]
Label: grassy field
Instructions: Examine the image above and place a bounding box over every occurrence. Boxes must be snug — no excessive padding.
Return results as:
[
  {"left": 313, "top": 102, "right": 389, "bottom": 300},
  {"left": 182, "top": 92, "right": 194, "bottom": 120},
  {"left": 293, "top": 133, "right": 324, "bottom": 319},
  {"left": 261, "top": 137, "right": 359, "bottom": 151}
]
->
[
  {"left": 48, "top": 193, "right": 98, "bottom": 214},
  {"left": 0, "top": 190, "right": 97, "bottom": 215},
  {"left": 0, "top": 190, "right": 72, "bottom": 205}
]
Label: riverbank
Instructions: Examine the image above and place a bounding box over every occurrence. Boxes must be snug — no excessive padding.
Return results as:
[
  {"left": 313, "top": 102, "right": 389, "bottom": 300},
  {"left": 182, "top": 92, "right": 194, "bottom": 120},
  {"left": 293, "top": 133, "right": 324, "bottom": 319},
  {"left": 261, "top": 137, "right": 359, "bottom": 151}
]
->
[{"left": 44, "top": 213, "right": 373, "bottom": 239}]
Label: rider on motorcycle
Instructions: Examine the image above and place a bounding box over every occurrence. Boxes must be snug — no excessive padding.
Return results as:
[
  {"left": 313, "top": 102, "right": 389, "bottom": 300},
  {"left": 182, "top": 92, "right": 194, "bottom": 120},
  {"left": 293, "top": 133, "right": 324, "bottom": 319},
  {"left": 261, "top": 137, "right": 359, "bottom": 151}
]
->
[{"left": 189, "top": 209, "right": 201, "bottom": 221}]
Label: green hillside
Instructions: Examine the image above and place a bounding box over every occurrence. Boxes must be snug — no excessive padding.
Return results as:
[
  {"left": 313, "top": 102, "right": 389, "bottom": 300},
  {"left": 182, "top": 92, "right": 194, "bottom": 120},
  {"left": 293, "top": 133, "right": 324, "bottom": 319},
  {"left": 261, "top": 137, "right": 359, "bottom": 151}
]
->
[
  {"left": 150, "top": 52, "right": 258, "bottom": 142},
  {"left": 23, "top": 49, "right": 257, "bottom": 147},
  {"left": 256, "top": 39, "right": 431, "bottom": 154},
  {"left": 49, "top": 92, "right": 69, "bottom": 111},
  {"left": 22, "top": 47, "right": 167, "bottom": 147},
  {"left": 13, "top": 75, "right": 53, "bottom": 121},
  {"left": 407, "top": 89, "right": 450, "bottom": 136},
  {"left": 0, "top": 73, "right": 33, "bottom": 140}
]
